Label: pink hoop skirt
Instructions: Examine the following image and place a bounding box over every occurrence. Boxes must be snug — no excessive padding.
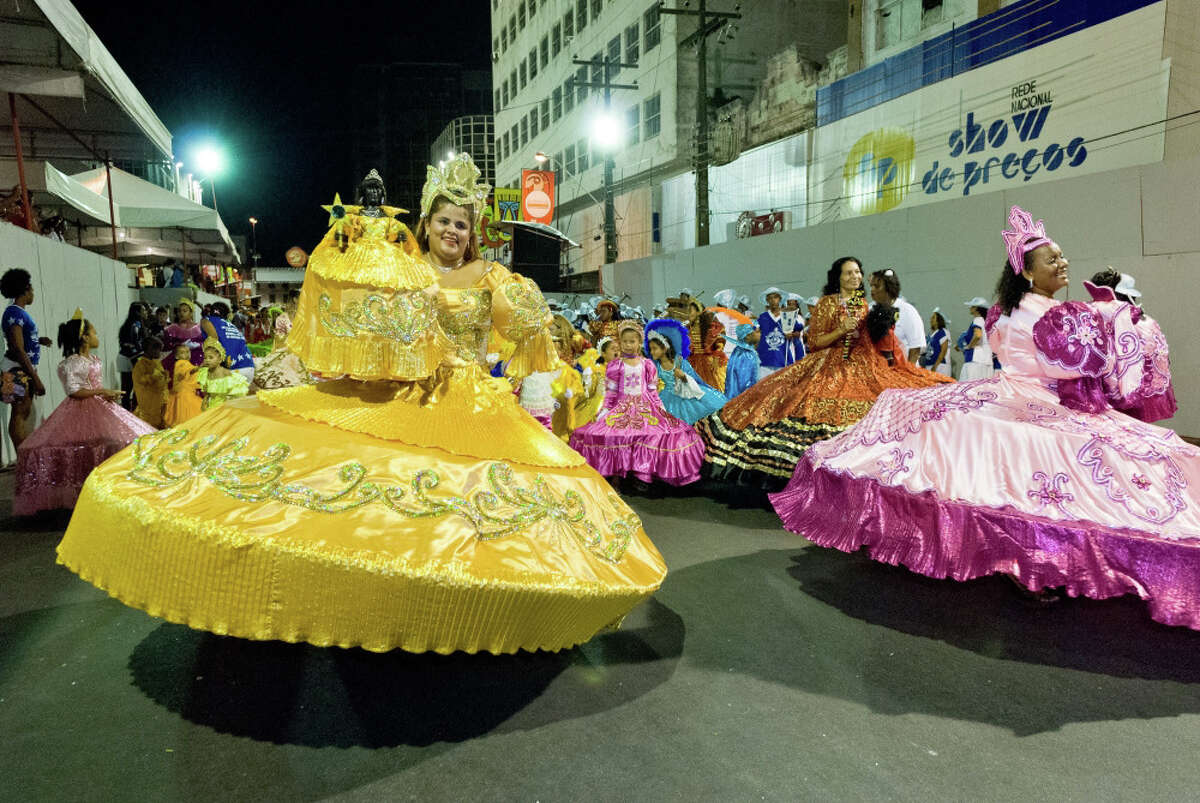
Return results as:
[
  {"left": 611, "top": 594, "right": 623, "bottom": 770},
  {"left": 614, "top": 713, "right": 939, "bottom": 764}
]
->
[
  {"left": 770, "top": 374, "right": 1200, "bottom": 629},
  {"left": 14, "top": 396, "right": 156, "bottom": 516}
]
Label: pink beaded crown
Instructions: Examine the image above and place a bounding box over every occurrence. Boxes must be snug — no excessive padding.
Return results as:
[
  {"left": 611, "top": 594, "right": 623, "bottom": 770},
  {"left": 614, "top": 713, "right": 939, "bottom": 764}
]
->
[{"left": 1002, "top": 205, "right": 1051, "bottom": 275}]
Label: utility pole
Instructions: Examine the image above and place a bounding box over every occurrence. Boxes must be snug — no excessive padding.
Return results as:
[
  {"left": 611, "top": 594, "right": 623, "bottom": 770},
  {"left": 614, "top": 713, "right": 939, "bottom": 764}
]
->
[
  {"left": 660, "top": 0, "right": 741, "bottom": 248},
  {"left": 572, "top": 55, "right": 637, "bottom": 265}
]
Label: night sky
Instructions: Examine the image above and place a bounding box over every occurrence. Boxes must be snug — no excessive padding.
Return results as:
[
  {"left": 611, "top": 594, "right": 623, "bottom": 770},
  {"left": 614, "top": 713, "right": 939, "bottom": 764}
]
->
[{"left": 72, "top": 0, "right": 491, "bottom": 265}]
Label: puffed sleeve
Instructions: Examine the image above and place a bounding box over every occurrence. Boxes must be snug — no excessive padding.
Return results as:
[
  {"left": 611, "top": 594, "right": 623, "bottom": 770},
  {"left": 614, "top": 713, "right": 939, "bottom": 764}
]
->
[
  {"left": 484, "top": 263, "right": 560, "bottom": 378},
  {"left": 1104, "top": 306, "right": 1176, "bottom": 422},
  {"left": 1032, "top": 301, "right": 1115, "bottom": 413},
  {"left": 58, "top": 355, "right": 93, "bottom": 395}
]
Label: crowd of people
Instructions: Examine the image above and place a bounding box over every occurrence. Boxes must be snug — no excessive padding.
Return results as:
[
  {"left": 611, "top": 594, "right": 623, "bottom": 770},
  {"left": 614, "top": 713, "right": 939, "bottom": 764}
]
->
[{"left": 11, "top": 150, "right": 1195, "bottom": 656}]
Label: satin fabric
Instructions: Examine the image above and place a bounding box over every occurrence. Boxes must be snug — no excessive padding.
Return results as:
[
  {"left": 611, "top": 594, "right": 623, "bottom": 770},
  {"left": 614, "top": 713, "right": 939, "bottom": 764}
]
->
[
  {"left": 570, "top": 357, "right": 704, "bottom": 485},
  {"left": 656, "top": 358, "right": 725, "bottom": 425},
  {"left": 771, "top": 292, "right": 1200, "bottom": 628},
  {"left": 58, "top": 260, "right": 665, "bottom": 654}
]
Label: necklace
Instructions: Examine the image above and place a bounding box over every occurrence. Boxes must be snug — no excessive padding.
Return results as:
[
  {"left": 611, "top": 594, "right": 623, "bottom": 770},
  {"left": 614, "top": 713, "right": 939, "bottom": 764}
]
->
[{"left": 427, "top": 255, "right": 465, "bottom": 273}]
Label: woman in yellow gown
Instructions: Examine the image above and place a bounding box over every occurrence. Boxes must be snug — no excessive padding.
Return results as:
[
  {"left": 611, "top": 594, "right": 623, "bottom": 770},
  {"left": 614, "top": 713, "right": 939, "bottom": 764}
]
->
[{"left": 56, "top": 156, "right": 666, "bottom": 655}]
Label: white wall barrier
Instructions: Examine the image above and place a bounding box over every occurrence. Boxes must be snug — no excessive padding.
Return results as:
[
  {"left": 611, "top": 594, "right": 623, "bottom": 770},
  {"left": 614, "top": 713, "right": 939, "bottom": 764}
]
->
[
  {"left": 0, "top": 222, "right": 138, "bottom": 465},
  {"left": 608, "top": 154, "right": 1200, "bottom": 438}
]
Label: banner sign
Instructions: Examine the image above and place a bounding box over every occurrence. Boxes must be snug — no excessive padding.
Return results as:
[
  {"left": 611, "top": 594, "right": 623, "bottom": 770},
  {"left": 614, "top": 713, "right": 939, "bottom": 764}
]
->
[
  {"left": 521, "top": 170, "right": 556, "bottom": 224},
  {"left": 810, "top": 3, "right": 1169, "bottom": 221}
]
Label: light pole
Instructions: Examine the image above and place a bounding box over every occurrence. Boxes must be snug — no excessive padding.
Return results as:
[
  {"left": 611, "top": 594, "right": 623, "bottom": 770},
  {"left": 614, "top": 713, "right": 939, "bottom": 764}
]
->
[
  {"left": 194, "top": 146, "right": 225, "bottom": 214},
  {"left": 248, "top": 217, "right": 259, "bottom": 267}
]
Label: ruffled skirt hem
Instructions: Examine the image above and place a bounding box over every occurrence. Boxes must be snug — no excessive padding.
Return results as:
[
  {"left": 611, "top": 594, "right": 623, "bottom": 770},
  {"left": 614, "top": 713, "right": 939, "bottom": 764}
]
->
[
  {"left": 569, "top": 429, "right": 704, "bottom": 486},
  {"left": 770, "top": 457, "right": 1200, "bottom": 630},
  {"left": 697, "top": 413, "right": 849, "bottom": 486}
]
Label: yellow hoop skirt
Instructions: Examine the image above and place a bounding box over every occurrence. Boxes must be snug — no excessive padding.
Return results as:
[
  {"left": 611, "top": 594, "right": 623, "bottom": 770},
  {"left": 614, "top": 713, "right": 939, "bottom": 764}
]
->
[{"left": 55, "top": 382, "right": 667, "bottom": 654}]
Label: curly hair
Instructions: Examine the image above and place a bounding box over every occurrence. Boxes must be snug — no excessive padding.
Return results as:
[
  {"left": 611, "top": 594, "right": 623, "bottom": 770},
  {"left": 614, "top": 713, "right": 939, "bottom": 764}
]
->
[
  {"left": 866, "top": 303, "right": 897, "bottom": 344},
  {"left": 869, "top": 269, "right": 901, "bottom": 301},
  {"left": 822, "top": 256, "right": 863, "bottom": 297},
  {"left": 0, "top": 268, "right": 31, "bottom": 300},
  {"left": 1089, "top": 267, "right": 1137, "bottom": 304},
  {"left": 994, "top": 255, "right": 1033, "bottom": 315},
  {"left": 931, "top": 311, "right": 946, "bottom": 330},
  {"left": 57, "top": 317, "right": 92, "bottom": 355}
]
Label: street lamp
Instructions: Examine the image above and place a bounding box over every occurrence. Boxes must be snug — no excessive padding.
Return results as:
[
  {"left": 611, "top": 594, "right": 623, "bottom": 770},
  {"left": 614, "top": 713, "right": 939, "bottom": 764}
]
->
[
  {"left": 248, "top": 217, "right": 259, "bottom": 267},
  {"left": 590, "top": 110, "right": 622, "bottom": 265},
  {"left": 193, "top": 146, "right": 225, "bottom": 213}
]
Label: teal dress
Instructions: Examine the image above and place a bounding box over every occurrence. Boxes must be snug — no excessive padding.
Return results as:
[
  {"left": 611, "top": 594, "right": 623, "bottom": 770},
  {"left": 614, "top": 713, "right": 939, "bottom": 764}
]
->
[{"left": 655, "top": 359, "right": 725, "bottom": 425}]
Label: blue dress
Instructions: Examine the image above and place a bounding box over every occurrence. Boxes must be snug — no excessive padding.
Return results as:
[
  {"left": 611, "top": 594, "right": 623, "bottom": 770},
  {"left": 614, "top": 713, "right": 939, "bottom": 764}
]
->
[
  {"left": 724, "top": 343, "right": 760, "bottom": 399},
  {"left": 656, "top": 359, "right": 725, "bottom": 424}
]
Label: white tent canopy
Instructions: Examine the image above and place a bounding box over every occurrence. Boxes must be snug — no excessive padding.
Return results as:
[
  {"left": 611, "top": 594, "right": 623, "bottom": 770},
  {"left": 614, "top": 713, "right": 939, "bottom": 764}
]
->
[{"left": 42, "top": 162, "right": 239, "bottom": 262}]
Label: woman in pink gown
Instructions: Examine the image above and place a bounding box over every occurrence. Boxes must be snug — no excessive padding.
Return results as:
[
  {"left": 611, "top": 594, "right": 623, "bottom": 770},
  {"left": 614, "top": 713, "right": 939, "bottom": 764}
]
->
[
  {"left": 771, "top": 206, "right": 1200, "bottom": 629},
  {"left": 569, "top": 321, "right": 705, "bottom": 486},
  {"left": 14, "top": 314, "right": 156, "bottom": 516}
]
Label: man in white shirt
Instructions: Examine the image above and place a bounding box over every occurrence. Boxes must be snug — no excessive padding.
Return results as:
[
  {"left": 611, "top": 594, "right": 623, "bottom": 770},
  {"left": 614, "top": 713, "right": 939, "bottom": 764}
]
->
[{"left": 869, "top": 268, "right": 925, "bottom": 363}]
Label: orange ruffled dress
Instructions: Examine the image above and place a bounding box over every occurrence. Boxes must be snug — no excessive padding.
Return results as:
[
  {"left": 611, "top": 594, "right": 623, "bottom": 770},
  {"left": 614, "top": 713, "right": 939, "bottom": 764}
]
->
[
  {"left": 698, "top": 293, "right": 952, "bottom": 485},
  {"left": 56, "top": 237, "right": 666, "bottom": 654}
]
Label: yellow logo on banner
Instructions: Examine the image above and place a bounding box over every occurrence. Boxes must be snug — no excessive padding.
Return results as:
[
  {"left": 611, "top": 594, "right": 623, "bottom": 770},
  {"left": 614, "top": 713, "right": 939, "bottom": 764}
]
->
[{"left": 843, "top": 128, "right": 916, "bottom": 216}]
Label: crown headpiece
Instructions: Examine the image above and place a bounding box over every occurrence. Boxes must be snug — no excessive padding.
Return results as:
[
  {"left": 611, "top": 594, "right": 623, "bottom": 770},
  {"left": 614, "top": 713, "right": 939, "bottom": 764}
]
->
[
  {"left": 1002, "top": 205, "right": 1051, "bottom": 275},
  {"left": 362, "top": 168, "right": 384, "bottom": 186},
  {"left": 421, "top": 152, "right": 491, "bottom": 219}
]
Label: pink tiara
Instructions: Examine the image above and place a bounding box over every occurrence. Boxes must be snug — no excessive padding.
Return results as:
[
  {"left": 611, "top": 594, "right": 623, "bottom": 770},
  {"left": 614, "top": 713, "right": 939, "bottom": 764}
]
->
[{"left": 1002, "top": 205, "right": 1051, "bottom": 275}]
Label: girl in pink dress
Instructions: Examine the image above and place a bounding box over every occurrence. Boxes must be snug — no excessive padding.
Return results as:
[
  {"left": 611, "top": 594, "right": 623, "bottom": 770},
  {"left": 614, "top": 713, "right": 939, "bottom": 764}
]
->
[
  {"left": 13, "top": 313, "right": 156, "bottom": 516},
  {"left": 770, "top": 206, "right": 1200, "bottom": 628},
  {"left": 569, "top": 321, "right": 705, "bottom": 486}
]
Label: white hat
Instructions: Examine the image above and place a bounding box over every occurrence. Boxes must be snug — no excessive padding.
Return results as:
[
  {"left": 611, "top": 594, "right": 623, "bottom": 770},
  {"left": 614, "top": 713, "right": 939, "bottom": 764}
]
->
[
  {"left": 712, "top": 288, "right": 736, "bottom": 308},
  {"left": 786, "top": 292, "right": 804, "bottom": 302},
  {"left": 1115, "top": 273, "right": 1142, "bottom": 299},
  {"left": 760, "top": 286, "right": 785, "bottom": 307},
  {"left": 964, "top": 296, "right": 990, "bottom": 308},
  {"left": 737, "top": 294, "right": 751, "bottom": 308},
  {"left": 803, "top": 295, "right": 820, "bottom": 307},
  {"left": 678, "top": 287, "right": 695, "bottom": 298}
]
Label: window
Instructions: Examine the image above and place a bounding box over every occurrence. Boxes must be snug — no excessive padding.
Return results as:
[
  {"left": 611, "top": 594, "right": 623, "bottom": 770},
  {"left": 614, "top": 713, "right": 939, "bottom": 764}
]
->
[
  {"left": 644, "top": 4, "right": 661, "bottom": 51},
  {"left": 510, "top": 69, "right": 518, "bottom": 95},
  {"left": 509, "top": 15, "right": 516, "bottom": 40},
  {"left": 493, "top": 36, "right": 500, "bottom": 56},
  {"left": 552, "top": 23, "right": 562, "bottom": 55},
  {"left": 644, "top": 92, "right": 661, "bottom": 139},
  {"left": 502, "top": 80, "right": 510, "bottom": 107},
  {"left": 510, "top": 124, "right": 519, "bottom": 152},
  {"left": 563, "top": 9, "right": 574, "bottom": 38},
  {"left": 496, "top": 137, "right": 503, "bottom": 161},
  {"left": 564, "top": 79, "right": 575, "bottom": 112},
  {"left": 501, "top": 26, "right": 508, "bottom": 50},
  {"left": 528, "top": 49, "right": 537, "bottom": 80},
  {"left": 625, "top": 23, "right": 639, "bottom": 64},
  {"left": 529, "top": 0, "right": 537, "bottom": 18},
  {"left": 575, "top": 66, "right": 587, "bottom": 104},
  {"left": 503, "top": 131, "right": 511, "bottom": 159},
  {"left": 540, "top": 36, "right": 549, "bottom": 69},
  {"left": 494, "top": 88, "right": 501, "bottom": 110},
  {"left": 519, "top": 59, "right": 527, "bottom": 89},
  {"left": 591, "top": 0, "right": 602, "bottom": 21},
  {"left": 607, "top": 36, "right": 621, "bottom": 66},
  {"left": 518, "top": 1, "right": 526, "bottom": 29},
  {"left": 520, "top": 117, "right": 529, "bottom": 147},
  {"left": 540, "top": 98, "right": 550, "bottom": 128},
  {"left": 566, "top": 143, "right": 577, "bottom": 176},
  {"left": 529, "top": 109, "right": 539, "bottom": 139},
  {"left": 626, "top": 105, "right": 640, "bottom": 144},
  {"left": 576, "top": 0, "right": 588, "bottom": 31},
  {"left": 577, "top": 138, "right": 590, "bottom": 172},
  {"left": 552, "top": 86, "right": 563, "bottom": 120}
]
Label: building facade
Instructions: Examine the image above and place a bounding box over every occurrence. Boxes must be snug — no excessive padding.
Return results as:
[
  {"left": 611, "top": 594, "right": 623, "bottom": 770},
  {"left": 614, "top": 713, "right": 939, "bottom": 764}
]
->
[
  {"left": 431, "top": 116, "right": 497, "bottom": 191},
  {"left": 490, "top": 0, "right": 845, "bottom": 275}
]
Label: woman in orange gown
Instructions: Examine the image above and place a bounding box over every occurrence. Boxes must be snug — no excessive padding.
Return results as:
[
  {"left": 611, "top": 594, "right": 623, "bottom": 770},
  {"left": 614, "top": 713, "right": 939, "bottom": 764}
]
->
[{"left": 698, "top": 256, "right": 953, "bottom": 487}]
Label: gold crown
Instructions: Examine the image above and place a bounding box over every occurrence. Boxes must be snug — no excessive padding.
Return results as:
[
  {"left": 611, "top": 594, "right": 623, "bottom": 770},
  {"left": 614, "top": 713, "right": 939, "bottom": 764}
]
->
[{"left": 421, "top": 152, "right": 491, "bottom": 219}]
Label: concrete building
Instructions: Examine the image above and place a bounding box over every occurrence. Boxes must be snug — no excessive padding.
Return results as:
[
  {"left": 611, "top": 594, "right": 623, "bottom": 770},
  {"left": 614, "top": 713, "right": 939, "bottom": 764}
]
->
[
  {"left": 431, "top": 115, "right": 497, "bottom": 191},
  {"left": 490, "top": 0, "right": 846, "bottom": 277}
]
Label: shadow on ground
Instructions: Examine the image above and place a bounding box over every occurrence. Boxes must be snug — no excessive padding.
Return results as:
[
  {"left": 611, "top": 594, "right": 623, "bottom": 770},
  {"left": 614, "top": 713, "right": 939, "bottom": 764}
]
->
[
  {"left": 127, "top": 596, "right": 684, "bottom": 748},
  {"left": 667, "top": 545, "right": 1200, "bottom": 736}
]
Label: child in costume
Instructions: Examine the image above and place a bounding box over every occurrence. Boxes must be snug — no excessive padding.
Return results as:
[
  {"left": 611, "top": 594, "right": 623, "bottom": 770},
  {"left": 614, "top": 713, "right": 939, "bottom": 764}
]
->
[
  {"left": 645, "top": 318, "right": 726, "bottom": 425},
  {"left": 131, "top": 335, "right": 168, "bottom": 428},
  {"left": 197, "top": 338, "right": 249, "bottom": 411},
  {"left": 13, "top": 312, "right": 154, "bottom": 516},
  {"left": 569, "top": 322, "right": 704, "bottom": 486},
  {"left": 165, "top": 344, "right": 203, "bottom": 426},
  {"left": 725, "top": 323, "right": 761, "bottom": 399}
]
